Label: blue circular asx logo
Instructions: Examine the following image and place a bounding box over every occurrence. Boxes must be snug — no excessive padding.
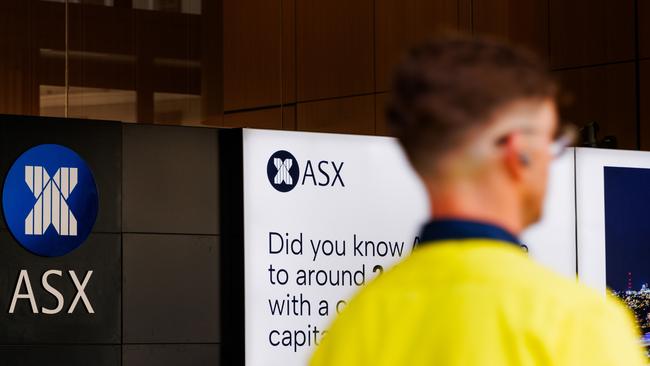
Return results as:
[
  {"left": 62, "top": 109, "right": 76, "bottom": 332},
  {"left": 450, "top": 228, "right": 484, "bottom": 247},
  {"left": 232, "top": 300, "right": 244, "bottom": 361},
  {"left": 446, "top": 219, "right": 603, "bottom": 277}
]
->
[
  {"left": 267, "top": 150, "right": 300, "bottom": 192},
  {"left": 2, "top": 144, "right": 98, "bottom": 257}
]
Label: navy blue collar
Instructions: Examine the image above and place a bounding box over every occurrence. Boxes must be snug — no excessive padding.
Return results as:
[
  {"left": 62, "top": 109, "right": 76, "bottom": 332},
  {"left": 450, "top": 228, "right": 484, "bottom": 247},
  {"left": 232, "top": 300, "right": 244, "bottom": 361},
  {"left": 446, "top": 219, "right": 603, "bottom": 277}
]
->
[{"left": 418, "top": 219, "right": 521, "bottom": 247}]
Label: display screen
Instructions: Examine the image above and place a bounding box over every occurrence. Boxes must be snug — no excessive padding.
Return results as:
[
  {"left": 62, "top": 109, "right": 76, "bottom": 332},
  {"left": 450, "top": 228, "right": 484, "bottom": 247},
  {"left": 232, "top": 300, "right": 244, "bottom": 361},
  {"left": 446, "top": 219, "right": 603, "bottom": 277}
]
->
[
  {"left": 604, "top": 166, "right": 650, "bottom": 354},
  {"left": 224, "top": 129, "right": 578, "bottom": 366}
]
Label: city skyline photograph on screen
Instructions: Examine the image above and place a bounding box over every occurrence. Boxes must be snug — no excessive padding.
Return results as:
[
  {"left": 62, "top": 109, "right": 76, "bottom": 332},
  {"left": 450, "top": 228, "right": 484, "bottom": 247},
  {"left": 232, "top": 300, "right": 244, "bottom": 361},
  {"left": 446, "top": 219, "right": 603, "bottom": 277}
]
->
[{"left": 605, "top": 166, "right": 650, "bottom": 348}]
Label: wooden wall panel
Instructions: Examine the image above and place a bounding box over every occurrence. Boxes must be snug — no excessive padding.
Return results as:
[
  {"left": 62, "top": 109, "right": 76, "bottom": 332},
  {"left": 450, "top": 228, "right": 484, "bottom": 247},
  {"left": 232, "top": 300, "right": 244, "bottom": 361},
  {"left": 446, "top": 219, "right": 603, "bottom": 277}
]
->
[
  {"left": 282, "top": 0, "right": 297, "bottom": 104},
  {"left": 297, "top": 95, "right": 375, "bottom": 134},
  {"left": 282, "top": 105, "right": 297, "bottom": 130},
  {"left": 554, "top": 62, "right": 637, "bottom": 150},
  {"left": 68, "top": 4, "right": 135, "bottom": 55},
  {"left": 639, "top": 0, "right": 650, "bottom": 59},
  {"left": 57, "top": 4, "right": 137, "bottom": 97},
  {"left": 549, "top": 0, "right": 635, "bottom": 69},
  {"left": 224, "top": 0, "right": 283, "bottom": 111},
  {"left": 223, "top": 106, "right": 296, "bottom": 130},
  {"left": 375, "top": 0, "right": 458, "bottom": 92},
  {"left": 201, "top": 0, "right": 224, "bottom": 125},
  {"left": 0, "top": 0, "right": 38, "bottom": 115},
  {"left": 224, "top": 107, "right": 283, "bottom": 129},
  {"left": 473, "top": 0, "right": 549, "bottom": 62},
  {"left": 40, "top": 5, "right": 201, "bottom": 63},
  {"left": 639, "top": 60, "right": 650, "bottom": 149},
  {"left": 138, "top": 11, "right": 201, "bottom": 61},
  {"left": 375, "top": 92, "right": 391, "bottom": 136},
  {"left": 296, "top": 0, "right": 374, "bottom": 101},
  {"left": 458, "top": 0, "right": 472, "bottom": 33},
  {"left": 1, "top": 0, "right": 646, "bottom": 145}
]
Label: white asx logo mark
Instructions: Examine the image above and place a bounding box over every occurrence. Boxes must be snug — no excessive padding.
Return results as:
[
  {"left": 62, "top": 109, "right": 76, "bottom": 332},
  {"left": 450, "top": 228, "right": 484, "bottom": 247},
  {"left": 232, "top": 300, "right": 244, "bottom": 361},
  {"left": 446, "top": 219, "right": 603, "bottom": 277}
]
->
[
  {"left": 274, "top": 158, "right": 294, "bottom": 185},
  {"left": 24, "top": 166, "right": 78, "bottom": 236}
]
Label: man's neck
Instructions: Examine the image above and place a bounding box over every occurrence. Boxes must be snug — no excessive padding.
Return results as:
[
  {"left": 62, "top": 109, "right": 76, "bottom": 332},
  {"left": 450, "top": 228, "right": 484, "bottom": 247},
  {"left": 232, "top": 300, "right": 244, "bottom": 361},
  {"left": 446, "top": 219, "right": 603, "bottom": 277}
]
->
[{"left": 427, "top": 180, "right": 524, "bottom": 235}]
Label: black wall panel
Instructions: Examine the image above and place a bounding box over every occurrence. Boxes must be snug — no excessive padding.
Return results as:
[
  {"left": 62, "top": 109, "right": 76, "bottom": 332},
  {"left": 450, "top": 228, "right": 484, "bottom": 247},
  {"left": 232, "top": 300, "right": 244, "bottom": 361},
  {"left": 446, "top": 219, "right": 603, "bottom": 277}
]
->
[
  {"left": 123, "top": 233, "right": 220, "bottom": 344},
  {"left": 122, "top": 125, "right": 219, "bottom": 235},
  {"left": 0, "top": 345, "right": 120, "bottom": 366},
  {"left": 0, "top": 115, "right": 222, "bottom": 364},
  {"left": 123, "top": 344, "right": 220, "bottom": 366}
]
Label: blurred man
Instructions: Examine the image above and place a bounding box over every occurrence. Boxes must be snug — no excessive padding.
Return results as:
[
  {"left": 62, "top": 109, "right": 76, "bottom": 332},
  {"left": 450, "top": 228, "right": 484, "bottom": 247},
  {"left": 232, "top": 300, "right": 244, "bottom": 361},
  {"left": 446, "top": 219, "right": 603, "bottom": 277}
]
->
[{"left": 310, "top": 36, "right": 645, "bottom": 365}]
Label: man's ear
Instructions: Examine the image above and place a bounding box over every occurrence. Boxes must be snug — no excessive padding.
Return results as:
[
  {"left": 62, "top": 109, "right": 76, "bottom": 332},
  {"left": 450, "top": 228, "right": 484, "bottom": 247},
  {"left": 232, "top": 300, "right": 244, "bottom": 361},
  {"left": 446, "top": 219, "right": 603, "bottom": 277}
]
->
[{"left": 503, "top": 133, "right": 527, "bottom": 180}]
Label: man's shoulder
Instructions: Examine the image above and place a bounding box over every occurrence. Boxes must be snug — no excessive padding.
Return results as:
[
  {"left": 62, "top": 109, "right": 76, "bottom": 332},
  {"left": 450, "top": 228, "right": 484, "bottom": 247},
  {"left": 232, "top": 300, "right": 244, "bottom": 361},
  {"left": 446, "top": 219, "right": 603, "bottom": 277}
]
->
[
  {"left": 362, "top": 241, "right": 618, "bottom": 314},
  {"left": 313, "top": 242, "right": 644, "bottom": 366},
  {"left": 482, "top": 245, "right": 618, "bottom": 312}
]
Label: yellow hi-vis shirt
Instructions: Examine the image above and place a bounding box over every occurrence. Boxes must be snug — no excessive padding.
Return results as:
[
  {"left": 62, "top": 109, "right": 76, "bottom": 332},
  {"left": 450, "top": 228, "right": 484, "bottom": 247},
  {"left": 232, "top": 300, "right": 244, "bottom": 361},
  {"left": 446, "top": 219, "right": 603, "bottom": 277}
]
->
[{"left": 310, "top": 235, "right": 645, "bottom": 365}]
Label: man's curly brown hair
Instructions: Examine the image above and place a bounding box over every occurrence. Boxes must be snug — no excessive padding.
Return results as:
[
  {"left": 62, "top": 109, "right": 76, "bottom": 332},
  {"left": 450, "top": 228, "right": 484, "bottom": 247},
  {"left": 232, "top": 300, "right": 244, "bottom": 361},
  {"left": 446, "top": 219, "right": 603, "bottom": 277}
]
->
[{"left": 387, "top": 35, "right": 557, "bottom": 173}]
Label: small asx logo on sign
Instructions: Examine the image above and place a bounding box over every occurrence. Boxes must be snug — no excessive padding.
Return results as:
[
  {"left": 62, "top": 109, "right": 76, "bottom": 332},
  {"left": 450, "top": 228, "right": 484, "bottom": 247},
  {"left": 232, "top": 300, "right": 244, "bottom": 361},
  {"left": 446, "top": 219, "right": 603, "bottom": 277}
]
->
[
  {"left": 2, "top": 144, "right": 99, "bottom": 257},
  {"left": 267, "top": 150, "right": 300, "bottom": 192},
  {"left": 266, "top": 150, "right": 345, "bottom": 193}
]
